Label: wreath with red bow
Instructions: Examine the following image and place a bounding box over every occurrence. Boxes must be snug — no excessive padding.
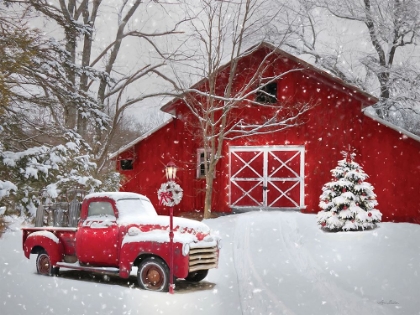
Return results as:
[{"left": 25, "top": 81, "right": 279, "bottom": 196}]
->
[{"left": 157, "top": 181, "right": 183, "bottom": 207}]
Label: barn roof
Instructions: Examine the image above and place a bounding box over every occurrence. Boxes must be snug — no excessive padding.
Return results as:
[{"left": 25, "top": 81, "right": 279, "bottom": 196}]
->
[
  {"left": 110, "top": 41, "right": 419, "bottom": 159},
  {"left": 160, "top": 41, "right": 378, "bottom": 114},
  {"left": 108, "top": 118, "right": 173, "bottom": 159},
  {"left": 363, "top": 109, "right": 420, "bottom": 142}
]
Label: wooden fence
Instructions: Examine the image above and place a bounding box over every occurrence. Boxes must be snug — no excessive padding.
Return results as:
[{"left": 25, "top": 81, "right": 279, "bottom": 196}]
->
[{"left": 34, "top": 189, "right": 87, "bottom": 227}]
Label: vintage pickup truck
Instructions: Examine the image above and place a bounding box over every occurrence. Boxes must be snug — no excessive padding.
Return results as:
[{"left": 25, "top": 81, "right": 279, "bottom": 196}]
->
[{"left": 22, "top": 192, "right": 220, "bottom": 292}]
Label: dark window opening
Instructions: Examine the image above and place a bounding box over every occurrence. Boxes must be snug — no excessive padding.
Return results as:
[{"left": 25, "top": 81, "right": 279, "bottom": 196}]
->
[
  {"left": 198, "top": 151, "right": 207, "bottom": 178},
  {"left": 120, "top": 159, "right": 133, "bottom": 170},
  {"left": 197, "top": 150, "right": 213, "bottom": 179},
  {"left": 256, "top": 82, "right": 277, "bottom": 104}
]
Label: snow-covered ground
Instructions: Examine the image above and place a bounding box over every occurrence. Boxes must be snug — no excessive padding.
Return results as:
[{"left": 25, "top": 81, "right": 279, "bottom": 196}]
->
[{"left": 1, "top": 211, "right": 420, "bottom": 315}]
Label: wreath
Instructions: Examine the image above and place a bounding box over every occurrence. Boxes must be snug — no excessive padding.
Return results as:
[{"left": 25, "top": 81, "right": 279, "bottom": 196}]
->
[{"left": 158, "top": 181, "right": 183, "bottom": 207}]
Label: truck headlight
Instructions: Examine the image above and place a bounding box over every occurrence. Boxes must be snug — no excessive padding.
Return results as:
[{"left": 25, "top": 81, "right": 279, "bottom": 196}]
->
[
  {"left": 217, "top": 239, "right": 222, "bottom": 249},
  {"left": 182, "top": 243, "right": 190, "bottom": 256}
]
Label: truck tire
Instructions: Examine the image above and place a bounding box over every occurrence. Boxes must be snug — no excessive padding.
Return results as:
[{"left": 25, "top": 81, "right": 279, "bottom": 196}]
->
[
  {"left": 185, "top": 269, "right": 208, "bottom": 282},
  {"left": 36, "top": 250, "right": 59, "bottom": 276},
  {"left": 137, "top": 257, "right": 169, "bottom": 292}
]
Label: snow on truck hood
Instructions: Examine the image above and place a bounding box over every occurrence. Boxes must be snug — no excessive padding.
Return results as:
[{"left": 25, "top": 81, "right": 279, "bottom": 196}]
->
[
  {"left": 119, "top": 215, "right": 210, "bottom": 234},
  {"left": 120, "top": 216, "right": 215, "bottom": 247}
]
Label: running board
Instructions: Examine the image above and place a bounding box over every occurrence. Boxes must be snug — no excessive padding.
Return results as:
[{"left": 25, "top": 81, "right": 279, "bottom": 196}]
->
[{"left": 56, "top": 262, "right": 120, "bottom": 275}]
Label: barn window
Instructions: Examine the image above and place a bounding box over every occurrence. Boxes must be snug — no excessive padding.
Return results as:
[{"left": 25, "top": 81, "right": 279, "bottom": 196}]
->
[
  {"left": 120, "top": 159, "right": 133, "bottom": 170},
  {"left": 256, "top": 82, "right": 277, "bottom": 104},
  {"left": 197, "top": 149, "right": 212, "bottom": 179}
]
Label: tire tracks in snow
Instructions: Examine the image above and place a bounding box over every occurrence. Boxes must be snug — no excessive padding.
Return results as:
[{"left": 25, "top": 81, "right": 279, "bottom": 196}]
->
[
  {"left": 232, "top": 212, "right": 392, "bottom": 315},
  {"left": 233, "top": 213, "right": 295, "bottom": 315}
]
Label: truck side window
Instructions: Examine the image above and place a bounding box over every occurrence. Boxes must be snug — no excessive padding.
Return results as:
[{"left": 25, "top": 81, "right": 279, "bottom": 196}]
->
[{"left": 88, "top": 202, "right": 115, "bottom": 217}]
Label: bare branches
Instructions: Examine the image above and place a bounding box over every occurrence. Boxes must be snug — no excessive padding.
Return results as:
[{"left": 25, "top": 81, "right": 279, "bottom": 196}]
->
[
  {"left": 287, "top": 0, "right": 420, "bottom": 125},
  {"left": 2, "top": 0, "right": 195, "bottom": 176},
  {"left": 170, "top": 0, "right": 316, "bottom": 217}
]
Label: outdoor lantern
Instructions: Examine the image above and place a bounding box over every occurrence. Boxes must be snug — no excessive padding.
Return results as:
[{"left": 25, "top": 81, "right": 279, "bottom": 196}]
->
[
  {"left": 165, "top": 161, "right": 178, "bottom": 181},
  {"left": 161, "top": 160, "right": 180, "bottom": 294}
]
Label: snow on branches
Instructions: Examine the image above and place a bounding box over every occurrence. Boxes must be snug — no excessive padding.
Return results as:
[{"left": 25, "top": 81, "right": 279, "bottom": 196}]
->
[
  {"left": 317, "top": 151, "right": 382, "bottom": 232},
  {"left": 0, "top": 131, "right": 119, "bottom": 216}
]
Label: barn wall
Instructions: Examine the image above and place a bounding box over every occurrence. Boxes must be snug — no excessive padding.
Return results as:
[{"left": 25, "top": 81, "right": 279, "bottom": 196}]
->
[
  {"left": 359, "top": 117, "right": 420, "bottom": 223},
  {"left": 117, "top": 46, "right": 420, "bottom": 223},
  {"left": 116, "top": 119, "right": 209, "bottom": 215}
]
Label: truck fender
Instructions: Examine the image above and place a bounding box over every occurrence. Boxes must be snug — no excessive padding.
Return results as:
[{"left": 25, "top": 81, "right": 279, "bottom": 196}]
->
[
  {"left": 119, "top": 241, "right": 189, "bottom": 279},
  {"left": 23, "top": 231, "right": 64, "bottom": 266},
  {"left": 119, "top": 241, "right": 170, "bottom": 278}
]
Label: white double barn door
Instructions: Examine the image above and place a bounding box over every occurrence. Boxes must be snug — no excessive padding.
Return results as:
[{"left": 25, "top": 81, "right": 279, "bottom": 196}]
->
[{"left": 229, "top": 146, "right": 305, "bottom": 210}]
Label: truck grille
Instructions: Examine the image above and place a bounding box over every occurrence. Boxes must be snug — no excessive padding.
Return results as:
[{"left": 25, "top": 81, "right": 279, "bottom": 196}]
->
[{"left": 189, "top": 246, "right": 218, "bottom": 272}]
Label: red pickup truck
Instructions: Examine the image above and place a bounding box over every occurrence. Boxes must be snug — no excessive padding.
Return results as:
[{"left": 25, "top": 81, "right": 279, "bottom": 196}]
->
[{"left": 22, "top": 192, "right": 220, "bottom": 292}]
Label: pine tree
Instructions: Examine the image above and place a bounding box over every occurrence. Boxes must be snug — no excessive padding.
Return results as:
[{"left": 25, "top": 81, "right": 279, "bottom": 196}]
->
[{"left": 317, "top": 151, "right": 382, "bottom": 231}]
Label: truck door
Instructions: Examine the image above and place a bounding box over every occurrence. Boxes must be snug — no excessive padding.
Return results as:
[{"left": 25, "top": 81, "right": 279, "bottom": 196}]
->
[{"left": 76, "top": 200, "right": 119, "bottom": 267}]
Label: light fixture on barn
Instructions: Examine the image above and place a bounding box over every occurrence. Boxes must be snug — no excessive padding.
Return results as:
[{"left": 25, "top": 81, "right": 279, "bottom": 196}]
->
[{"left": 157, "top": 161, "right": 183, "bottom": 294}]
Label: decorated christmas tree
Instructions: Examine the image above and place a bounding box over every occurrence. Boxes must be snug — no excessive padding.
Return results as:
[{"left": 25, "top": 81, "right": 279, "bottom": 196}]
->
[{"left": 317, "top": 151, "right": 382, "bottom": 231}]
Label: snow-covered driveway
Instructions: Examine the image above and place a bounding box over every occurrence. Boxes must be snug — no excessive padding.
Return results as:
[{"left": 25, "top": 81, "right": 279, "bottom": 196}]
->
[
  {"left": 225, "top": 212, "right": 398, "bottom": 315},
  {"left": 2, "top": 212, "right": 420, "bottom": 315}
]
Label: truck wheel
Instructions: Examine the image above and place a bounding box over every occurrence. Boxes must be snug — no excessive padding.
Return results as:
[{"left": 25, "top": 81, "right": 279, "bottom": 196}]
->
[
  {"left": 137, "top": 257, "right": 169, "bottom": 292},
  {"left": 36, "top": 250, "right": 59, "bottom": 276},
  {"left": 185, "top": 269, "right": 208, "bottom": 282}
]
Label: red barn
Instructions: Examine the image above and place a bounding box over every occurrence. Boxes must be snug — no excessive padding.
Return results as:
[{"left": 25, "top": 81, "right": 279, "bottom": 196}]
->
[{"left": 110, "top": 42, "right": 420, "bottom": 223}]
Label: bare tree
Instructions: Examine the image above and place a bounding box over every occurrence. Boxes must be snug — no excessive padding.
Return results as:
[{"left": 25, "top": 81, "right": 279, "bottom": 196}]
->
[
  {"left": 0, "top": 1, "right": 186, "bottom": 212},
  {"left": 4, "top": 0, "right": 187, "bottom": 172},
  {"left": 283, "top": 0, "right": 420, "bottom": 132},
  {"left": 163, "top": 0, "right": 313, "bottom": 218}
]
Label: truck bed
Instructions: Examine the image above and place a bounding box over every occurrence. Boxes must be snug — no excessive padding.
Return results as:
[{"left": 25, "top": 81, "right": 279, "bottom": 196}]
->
[{"left": 22, "top": 226, "right": 78, "bottom": 257}]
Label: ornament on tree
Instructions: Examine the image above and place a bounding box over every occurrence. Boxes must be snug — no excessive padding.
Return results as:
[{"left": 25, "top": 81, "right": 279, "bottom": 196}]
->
[{"left": 317, "top": 150, "right": 382, "bottom": 232}]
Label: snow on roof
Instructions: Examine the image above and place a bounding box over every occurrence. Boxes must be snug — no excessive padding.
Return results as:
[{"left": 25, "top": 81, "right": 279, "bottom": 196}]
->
[
  {"left": 160, "top": 41, "right": 377, "bottom": 114},
  {"left": 363, "top": 108, "right": 420, "bottom": 143},
  {"left": 108, "top": 118, "right": 173, "bottom": 159},
  {"left": 110, "top": 42, "right": 418, "bottom": 157}
]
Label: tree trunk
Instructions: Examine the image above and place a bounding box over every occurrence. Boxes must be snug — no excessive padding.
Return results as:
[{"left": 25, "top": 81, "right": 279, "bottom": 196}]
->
[
  {"left": 203, "top": 161, "right": 216, "bottom": 219},
  {"left": 376, "top": 72, "right": 391, "bottom": 119}
]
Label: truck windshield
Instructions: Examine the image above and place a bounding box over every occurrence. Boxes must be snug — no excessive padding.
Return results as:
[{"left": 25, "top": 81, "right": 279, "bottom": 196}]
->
[{"left": 116, "top": 198, "right": 158, "bottom": 223}]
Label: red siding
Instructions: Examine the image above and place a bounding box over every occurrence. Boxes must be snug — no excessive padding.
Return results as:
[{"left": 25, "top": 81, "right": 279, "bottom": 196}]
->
[{"left": 116, "top": 45, "right": 420, "bottom": 223}]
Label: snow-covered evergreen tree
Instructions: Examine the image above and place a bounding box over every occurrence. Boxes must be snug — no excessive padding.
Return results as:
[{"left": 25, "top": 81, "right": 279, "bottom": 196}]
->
[
  {"left": 0, "top": 9, "right": 123, "bottom": 216},
  {"left": 317, "top": 151, "right": 382, "bottom": 231},
  {"left": 0, "top": 130, "right": 120, "bottom": 216}
]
